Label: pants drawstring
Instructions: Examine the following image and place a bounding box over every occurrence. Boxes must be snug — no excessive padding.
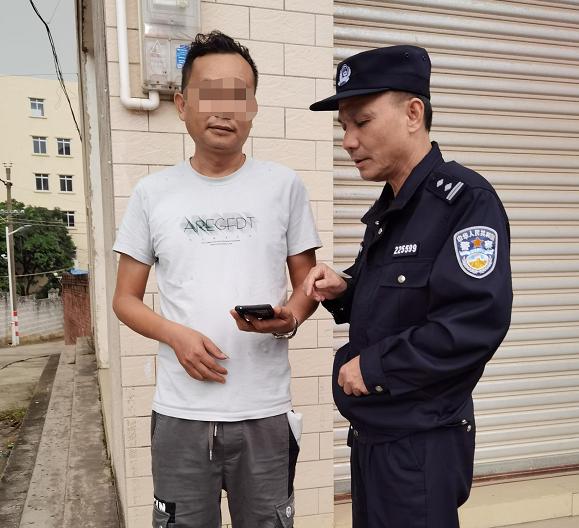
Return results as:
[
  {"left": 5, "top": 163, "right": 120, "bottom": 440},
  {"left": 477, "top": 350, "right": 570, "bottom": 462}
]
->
[{"left": 208, "top": 422, "right": 218, "bottom": 461}]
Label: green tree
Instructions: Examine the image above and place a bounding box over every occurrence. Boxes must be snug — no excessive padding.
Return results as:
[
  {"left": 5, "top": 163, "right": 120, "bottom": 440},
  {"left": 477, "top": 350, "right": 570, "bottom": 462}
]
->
[{"left": 0, "top": 200, "right": 76, "bottom": 296}]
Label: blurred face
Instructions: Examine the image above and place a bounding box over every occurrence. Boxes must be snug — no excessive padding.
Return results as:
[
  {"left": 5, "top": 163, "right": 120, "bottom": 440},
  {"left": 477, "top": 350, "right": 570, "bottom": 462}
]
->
[
  {"left": 175, "top": 53, "right": 258, "bottom": 156},
  {"left": 338, "top": 92, "right": 416, "bottom": 182}
]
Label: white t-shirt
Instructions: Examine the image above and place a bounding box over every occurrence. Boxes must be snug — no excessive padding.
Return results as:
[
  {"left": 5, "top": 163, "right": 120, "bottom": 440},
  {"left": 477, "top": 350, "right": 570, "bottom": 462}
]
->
[{"left": 113, "top": 158, "right": 321, "bottom": 421}]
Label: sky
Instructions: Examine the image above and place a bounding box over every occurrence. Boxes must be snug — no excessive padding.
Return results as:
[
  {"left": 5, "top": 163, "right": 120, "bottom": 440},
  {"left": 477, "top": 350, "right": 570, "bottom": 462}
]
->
[{"left": 0, "top": 0, "right": 78, "bottom": 81}]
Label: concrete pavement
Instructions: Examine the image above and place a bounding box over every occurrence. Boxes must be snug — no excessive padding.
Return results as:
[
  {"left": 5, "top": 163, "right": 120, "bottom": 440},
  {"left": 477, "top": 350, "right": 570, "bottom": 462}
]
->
[
  {"left": 335, "top": 503, "right": 579, "bottom": 527},
  {"left": 0, "top": 341, "right": 62, "bottom": 477},
  {"left": 502, "top": 519, "right": 578, "bottom": 527},
  {"left": 0, "top": 338, "right": 120, "bottom": 527},
  {"left": 0, "top": 341, "right": 61, "bottom": 413},
  {"left": 335, "top": 471, "right": 579, "bottom": 527}
]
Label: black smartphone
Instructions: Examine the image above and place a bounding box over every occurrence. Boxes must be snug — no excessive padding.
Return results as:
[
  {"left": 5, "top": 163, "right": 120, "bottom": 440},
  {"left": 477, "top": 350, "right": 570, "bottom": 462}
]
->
[{"left": 234, "top": 304, "right": 275, "bottom": 320}]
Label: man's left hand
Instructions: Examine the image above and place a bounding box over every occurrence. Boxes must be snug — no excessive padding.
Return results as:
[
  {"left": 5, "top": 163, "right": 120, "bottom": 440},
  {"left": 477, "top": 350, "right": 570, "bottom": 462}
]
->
[
  {"left": 338, "top": 356, "right": 370, "bottom": 397},
  {"left": 230, "top": 305, "right": 296, "bottom": 334}
]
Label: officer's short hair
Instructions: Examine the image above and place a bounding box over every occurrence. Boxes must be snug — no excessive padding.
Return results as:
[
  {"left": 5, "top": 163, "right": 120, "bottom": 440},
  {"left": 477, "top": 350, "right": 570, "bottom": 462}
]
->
[{"left": 391, "top": 91, "right": 433, "bottom": 132}]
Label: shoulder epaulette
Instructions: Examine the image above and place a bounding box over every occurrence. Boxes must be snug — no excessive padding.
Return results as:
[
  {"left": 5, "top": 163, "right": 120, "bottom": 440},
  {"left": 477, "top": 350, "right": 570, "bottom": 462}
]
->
[{"left": 426, "top": 170, "right": 467, "bottom": 204}]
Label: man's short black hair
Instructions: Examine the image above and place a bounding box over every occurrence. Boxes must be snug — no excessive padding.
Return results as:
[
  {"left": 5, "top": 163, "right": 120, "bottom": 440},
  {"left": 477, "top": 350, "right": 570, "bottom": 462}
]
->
[
  {"left": 392, "top": 91, "right": 433, "bottom": 132},
  {"left": 415, "top": 94, "right": 433, "bottom": 132},
  {"left": 180, "top": 31, "right": 259, "bottom": 93}
]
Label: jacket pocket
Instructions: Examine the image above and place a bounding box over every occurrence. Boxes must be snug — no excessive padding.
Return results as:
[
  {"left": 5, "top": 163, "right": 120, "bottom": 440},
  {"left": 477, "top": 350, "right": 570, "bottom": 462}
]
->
[
  {"left": 332, "top": 343, "right": 357, "bottom": 418},
  {"left": 379, "top": 260, "right": 432, "bottom": 288},
  {"left": 152, "top": 506, "right": 173, "bottom": 528},
  {"left": 378, "top": 260, "right": 433, "bottom": 329},
  {"left": 275, "top": 493, "right": 295, "bottom": 528},
  {"left": 333, "top": 342, "right": 354, "bottom": 374}
]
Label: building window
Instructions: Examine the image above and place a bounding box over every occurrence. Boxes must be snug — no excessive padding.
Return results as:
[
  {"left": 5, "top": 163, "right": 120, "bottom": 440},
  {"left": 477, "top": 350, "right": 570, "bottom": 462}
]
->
[
  {"left": 32, "top": 136, "right": 47, "bottom": 154},
  {"left": 57, "top": 138, "right": 71, "bottom": 156},
  {"left": 35, "top": 173, "right": 49, "bottom": 191},
  {"left": 59, "top": 175, "right": 73, "bottom": 192},
  {"left": 30, "top": 98, "right": 45, "bottom": 118},
  {"left": 63, "top": 211, "right": 75, "bottom": 228}
]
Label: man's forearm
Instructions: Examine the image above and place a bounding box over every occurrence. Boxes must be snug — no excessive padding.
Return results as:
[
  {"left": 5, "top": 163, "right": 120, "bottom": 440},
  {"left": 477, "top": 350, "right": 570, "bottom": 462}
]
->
[
  {"left": 286, "top": 288, "right": 319, "bottom": 326},
  {"left": 113, "top": 294, "right": 178, "bottom": 347}
]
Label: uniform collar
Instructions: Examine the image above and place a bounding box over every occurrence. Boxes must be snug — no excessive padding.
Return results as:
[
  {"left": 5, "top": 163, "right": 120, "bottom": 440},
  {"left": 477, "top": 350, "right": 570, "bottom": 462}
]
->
[{"left": 361, "top": 142, "right": 444, "bottom": 225}]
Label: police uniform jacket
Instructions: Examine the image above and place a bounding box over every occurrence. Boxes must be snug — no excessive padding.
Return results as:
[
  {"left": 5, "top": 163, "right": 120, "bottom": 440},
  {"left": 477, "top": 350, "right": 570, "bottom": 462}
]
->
[{"left": 325, "top": 143, "right": 513, "bottom": 438}]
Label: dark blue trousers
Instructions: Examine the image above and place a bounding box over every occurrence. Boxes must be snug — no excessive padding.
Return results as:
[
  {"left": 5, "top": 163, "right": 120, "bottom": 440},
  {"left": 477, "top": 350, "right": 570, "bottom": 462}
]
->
[{"left": 349, "top": 421, "right": 475, "bottom": 528}]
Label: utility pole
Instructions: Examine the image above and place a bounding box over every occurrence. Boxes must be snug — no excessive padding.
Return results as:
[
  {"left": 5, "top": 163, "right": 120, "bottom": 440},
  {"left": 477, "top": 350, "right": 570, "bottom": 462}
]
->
[
  {"left": 5, "top": 225, "right": 31, "bottom": 346},
  {"left": 2, "top": 163, "right": 19, "bottom": 345}
]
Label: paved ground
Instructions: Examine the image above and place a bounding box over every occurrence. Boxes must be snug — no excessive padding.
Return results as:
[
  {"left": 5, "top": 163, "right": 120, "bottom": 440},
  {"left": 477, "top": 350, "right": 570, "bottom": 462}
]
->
[
  {"left": 335, "top": 502, "right": 579, "bottom": 527},
  {"left": 0, "top": 338, "right": 120, "bottom": 527},
  {"left": 0, "top": 341, "right": 61, "bottom": 412},
  {"left": 502, "top": 519, "right": 579, "bottom": 527},
  {"left": 0, "top": 341, "right": 62, "bottom": 476}
]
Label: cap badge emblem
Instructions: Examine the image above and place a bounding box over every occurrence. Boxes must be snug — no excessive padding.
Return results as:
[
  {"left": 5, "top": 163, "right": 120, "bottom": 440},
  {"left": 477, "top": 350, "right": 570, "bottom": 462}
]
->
[{"left": 338, "top": 64, "right": 351, "bottom": 87}]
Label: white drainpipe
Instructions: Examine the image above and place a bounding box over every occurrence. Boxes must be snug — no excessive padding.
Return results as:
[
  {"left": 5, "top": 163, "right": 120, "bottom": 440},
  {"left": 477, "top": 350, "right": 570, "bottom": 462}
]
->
[{"left": 115, "top": 0, "right": 160, "bottom": 111}]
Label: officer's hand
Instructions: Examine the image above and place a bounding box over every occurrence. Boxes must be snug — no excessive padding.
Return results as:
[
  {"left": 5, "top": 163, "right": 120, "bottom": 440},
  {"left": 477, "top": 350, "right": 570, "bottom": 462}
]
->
[
  {"left": 303, "top": 263, "right": 348, "bottom": 302},
  {"left": 169, "top": 325, "right": 228, "bottom": 383},
  {"left": 230, "top": 305, "right": 296, "bottom": 334},
  {"left": 338, "top": 356, "right": 370, "bottom": 397}
]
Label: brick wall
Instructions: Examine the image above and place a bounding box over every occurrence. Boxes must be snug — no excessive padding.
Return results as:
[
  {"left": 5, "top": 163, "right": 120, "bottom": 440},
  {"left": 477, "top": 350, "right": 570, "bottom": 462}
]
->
[
  {"left": 62, "top": 272, "right": 92, "bottom": 345},
  {"left": 0, "top": 292, "right": 63, "bottom": 345},
  {"left": 103, "top": 1, "right": 334, "bottom": 526}
]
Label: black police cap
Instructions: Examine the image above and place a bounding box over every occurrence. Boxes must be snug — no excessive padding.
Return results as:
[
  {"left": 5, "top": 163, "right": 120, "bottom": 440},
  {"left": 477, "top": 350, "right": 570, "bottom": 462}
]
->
[{"left": 310, "top": 45, "right": 431, "bottom": 112}]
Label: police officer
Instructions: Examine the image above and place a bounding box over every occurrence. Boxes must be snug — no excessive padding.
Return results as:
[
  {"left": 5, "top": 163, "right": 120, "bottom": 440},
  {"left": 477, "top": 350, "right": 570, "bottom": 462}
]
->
[{"left": 305, "top": 45, "right": 513, "bottom": 527}]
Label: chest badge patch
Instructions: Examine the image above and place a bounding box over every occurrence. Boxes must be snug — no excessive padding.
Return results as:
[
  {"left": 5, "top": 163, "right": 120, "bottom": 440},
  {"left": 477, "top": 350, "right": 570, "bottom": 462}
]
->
[{"left": 453, "top": 226, "right": 498, "bottom": 279}]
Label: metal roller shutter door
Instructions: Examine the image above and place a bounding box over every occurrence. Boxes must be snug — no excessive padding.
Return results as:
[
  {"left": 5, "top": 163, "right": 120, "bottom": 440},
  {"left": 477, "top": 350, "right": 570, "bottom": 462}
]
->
[{"left": 333, "top": 0, "right": 579, "bottom": 494}]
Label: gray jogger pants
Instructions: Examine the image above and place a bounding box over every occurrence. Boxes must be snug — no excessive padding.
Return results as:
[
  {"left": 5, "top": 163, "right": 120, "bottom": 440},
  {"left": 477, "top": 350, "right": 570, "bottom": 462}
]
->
[{"left": 151, "top": 411, "right": 300, "bottom": 528}]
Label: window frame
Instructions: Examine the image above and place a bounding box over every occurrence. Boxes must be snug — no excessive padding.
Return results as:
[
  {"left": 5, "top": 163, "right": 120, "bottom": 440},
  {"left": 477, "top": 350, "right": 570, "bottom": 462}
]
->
[
  {"left": 63, "top": 210, "right": 75, "bottom": 228},
  {"left": 59, "top": 174, "right": 73, "bottom": 193},
  {"left": 30, "top": 97, "right": 45, "bottom": 118},
  {"left": 35, "top": 173, "right": 50, "bottom": 192},
  {"left": 32, "top": 136, "right": 48, "bottom": 155},
  {"left": 56, "top": 137, "right": 72, "bottom": 156}
]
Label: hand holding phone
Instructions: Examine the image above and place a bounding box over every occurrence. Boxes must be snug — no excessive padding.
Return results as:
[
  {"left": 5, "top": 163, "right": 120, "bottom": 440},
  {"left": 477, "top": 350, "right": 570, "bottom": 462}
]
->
[
  {"left": 230, "top": 304, "right": 296, "bottom": 336},
  {"left": 234, "top": 304, "right": 275, "bottom": 321}
]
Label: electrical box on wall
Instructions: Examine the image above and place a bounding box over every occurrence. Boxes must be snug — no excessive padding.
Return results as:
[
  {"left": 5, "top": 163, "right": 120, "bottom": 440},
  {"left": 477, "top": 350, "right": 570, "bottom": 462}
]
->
[{"left": 139, "top": 0, "right": 200, "bottom": 93}]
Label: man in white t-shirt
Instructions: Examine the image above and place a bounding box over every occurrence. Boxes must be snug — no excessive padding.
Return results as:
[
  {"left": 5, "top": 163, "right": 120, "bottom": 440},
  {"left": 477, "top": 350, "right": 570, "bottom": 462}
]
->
[{"left": 112, "top": 31, "right": 321, "bottom": 528}]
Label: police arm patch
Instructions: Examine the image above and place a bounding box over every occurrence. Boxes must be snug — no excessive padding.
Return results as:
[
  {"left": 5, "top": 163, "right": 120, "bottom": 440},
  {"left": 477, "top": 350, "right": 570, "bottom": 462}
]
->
[{"left": 453, "top": 226, "right": 498, "bottom": 279}]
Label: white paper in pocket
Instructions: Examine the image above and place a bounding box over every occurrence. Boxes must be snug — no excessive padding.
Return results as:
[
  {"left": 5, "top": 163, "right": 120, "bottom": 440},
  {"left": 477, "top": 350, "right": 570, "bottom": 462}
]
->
[{"left": 287, "top": 410, "right": 303, "bottom": 446}]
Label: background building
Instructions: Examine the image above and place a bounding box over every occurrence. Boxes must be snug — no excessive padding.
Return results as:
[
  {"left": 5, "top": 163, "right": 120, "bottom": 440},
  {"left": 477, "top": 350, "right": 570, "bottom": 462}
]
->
[{"left": 0, "top": 76, "right": 88, "bottom": 270}]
